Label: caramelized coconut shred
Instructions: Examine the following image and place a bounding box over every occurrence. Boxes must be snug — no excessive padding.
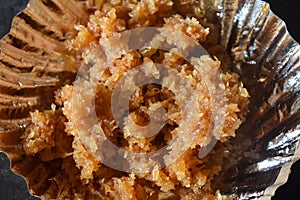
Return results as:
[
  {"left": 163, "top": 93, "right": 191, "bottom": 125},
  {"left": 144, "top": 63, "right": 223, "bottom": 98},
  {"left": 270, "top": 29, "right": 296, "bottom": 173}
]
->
[{"left": 22, "top": 0, "right": 250, "bottom": 199}]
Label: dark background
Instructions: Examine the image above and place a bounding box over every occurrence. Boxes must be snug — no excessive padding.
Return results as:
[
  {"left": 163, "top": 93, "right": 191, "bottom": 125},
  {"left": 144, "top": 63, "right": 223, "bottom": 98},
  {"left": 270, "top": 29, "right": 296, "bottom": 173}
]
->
[{"left": 0, "top": 0, "right": 299, "bottom": 199}]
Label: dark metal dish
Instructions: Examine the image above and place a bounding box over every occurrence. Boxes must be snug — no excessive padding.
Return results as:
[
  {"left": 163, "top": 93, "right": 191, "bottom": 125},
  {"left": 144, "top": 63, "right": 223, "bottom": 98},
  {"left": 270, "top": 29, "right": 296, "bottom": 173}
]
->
[{"left": 0, "top": 0, "right": 299, "bottom": 199}]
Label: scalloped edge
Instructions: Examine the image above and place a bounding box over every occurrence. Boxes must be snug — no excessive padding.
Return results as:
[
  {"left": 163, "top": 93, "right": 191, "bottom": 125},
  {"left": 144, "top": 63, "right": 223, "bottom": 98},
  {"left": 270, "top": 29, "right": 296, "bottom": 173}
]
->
[{"left": 0, "top": 0, "right": 299, "bottom": 199}]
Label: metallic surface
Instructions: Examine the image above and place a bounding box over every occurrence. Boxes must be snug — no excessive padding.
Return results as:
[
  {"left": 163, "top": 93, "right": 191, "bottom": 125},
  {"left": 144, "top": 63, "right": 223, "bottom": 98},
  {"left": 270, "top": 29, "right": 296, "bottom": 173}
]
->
[{"left": 0, "top": 0, "right": 299, "bottom": 199}]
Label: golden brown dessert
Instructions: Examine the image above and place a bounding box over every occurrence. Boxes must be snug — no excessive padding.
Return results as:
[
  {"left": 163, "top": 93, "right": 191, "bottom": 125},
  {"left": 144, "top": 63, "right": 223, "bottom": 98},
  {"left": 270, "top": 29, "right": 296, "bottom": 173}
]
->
[{"left": 19, "top": 0, "right": 249, "bottom": 199}]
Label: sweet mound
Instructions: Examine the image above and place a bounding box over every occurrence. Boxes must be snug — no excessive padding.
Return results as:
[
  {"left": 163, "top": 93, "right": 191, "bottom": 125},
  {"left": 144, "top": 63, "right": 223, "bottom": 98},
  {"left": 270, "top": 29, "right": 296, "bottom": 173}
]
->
[{"left": 21, "top": 0, "right": 249, "bottom": 199}]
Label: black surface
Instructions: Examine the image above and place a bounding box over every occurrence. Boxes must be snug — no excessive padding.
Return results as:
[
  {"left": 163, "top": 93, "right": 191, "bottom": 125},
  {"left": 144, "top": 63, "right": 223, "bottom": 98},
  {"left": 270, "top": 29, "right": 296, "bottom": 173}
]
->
[
  {"left": 0, "top": 0, "right": 299, "bottom": 200},
  {"left": 0, "top": 153, "right": 38, "bottom": 200}
]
